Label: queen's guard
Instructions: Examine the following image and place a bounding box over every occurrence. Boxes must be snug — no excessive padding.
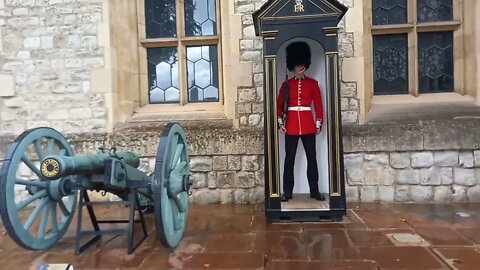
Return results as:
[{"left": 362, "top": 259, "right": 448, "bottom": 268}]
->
[{"left": 277, "top": 41, "right": 325, "bottom": 202}]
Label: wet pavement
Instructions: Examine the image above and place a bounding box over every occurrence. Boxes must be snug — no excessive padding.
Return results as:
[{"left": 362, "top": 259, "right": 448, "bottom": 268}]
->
[{"left": 1, "top": 202, "right": 480, "bottom": 269}]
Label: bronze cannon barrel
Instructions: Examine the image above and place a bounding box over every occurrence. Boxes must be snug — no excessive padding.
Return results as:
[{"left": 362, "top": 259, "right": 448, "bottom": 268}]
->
[{"left": 40, "top": 152, "right": 140, "bottom": 180}]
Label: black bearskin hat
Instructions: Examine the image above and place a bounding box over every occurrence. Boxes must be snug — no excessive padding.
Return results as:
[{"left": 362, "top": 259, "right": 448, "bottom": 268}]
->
[{"left": 286, "top": 41, "right": 311, "bottom": 72}]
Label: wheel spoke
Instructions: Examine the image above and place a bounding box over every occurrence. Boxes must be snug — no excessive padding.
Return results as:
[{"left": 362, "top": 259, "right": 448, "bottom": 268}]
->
[
  {"left": 171, "top": 193, "right": 186, "bottom": 213},
  {"left": 58, "top": 199, "right": 70, "bottom": 216},
  {"left": 47, "top": 138, "right": 55, "bottom": 155},
  {"left": 37, "top": 202, "right": 51, "bottom": 239},
  {"left": 167, "top": 134, "right": 179, "bottom": 165},
  {"left": 170, "top": 198, "right": 182, "bottom": 230},
  {"left": 24, "top": 198, "right": 48, "bottom": 231},
  {"left": 15, "top": 179, "right": 47, "bottom": 188},
  {"left": 174, "top": 161, "right": 187, "bottom": 172},
  {"left": 50, "top": 202, "right": 59, "bottom": 234},
  {"left": 171, "top": 144, "right": 184, "bottom": 170},
  {"left": 59, "top": 148, "right": 66, "bottom": 156},
  {"left": 16, "top": 190, "right": 47, "bottom": 210},
  {"left": 21, "top": 155, "right": 42, "bottom": 178},
  {"left": 33, "top": 139, "right": 45, "bottom": 160},
  {"left": 171, "top": 134, "right": 179, "bottom": 151}
]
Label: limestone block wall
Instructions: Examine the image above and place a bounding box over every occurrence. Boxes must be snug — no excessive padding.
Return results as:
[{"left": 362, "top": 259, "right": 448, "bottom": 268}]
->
[
  {"left": 345, "top": 151, "right": 480, "bottom": 202},
  {"left": 342, "top": 119, "right": 480, "bottom": 203},
  {"left": 235, "top": 0, "right": 267, "bottom": 128},
  {"left": 336, "top": 0, "right": 360, "bottom": 125},
  {"left": 0, "top": 0, "right": 108, "bottom": 135}
]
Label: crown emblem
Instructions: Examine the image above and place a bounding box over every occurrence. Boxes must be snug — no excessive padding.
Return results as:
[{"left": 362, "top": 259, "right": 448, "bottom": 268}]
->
[{"left": 294, "top": 0, "right": 304, "bottom": 12}]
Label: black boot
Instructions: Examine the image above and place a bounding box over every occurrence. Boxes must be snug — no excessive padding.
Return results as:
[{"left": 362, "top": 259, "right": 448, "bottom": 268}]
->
[
  {"left": 281, "top": 194, "right": 292, "bottom": 202},
  {"left": 310, "top": 193, "right": 325, "bottom": 201}
]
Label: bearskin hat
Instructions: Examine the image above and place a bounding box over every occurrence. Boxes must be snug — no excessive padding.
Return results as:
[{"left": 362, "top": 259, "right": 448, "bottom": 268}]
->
[{"left": 286, "top": 41, "right": 311, "bottom": 72}]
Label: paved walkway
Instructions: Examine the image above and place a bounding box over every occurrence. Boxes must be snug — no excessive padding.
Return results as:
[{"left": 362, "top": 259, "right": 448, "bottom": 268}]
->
[{"left": 1, "top": 202, "right": 480, "bottom": 269}]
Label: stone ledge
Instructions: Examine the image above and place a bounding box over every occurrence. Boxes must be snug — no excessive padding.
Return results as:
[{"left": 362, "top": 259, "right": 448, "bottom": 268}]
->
[
  {"left": 0, "top": 124, "right": 264, "bottom": 159},
  {"left": 343, "top": 119, "right": 480, "bottom": 153},
  {"left": 3, "top": 118, "right": 478, "bottom": 158},
  {"left": 114, "top": 119, "right": 235, "bottom": 132}
]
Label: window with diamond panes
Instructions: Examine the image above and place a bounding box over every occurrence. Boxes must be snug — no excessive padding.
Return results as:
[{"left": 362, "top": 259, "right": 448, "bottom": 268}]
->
[
  {"left": 417, "top": 0, "right": 452, "bottom": 22},
  {"left": 147, "top": 47, "right": 179, "bottom": 103},
  {"left": 143, "top": 0, "right": 220, "bottom": 105},
  {"left": 418, "top": 31, "right": 453, "bottom": 93},
  {"left": 373, "top": 34, "right": 408, "bottom": 94},
  {"left": 187, "top": 45, "right": 219, "bottom": 102},
  {"left": 185, "top": 0, "right": 217, "bottom": 36},
  {"left": 371, "top": 0, "right": 458, "bottom": 95},
  {"left": 372, "top": 0, "right": 407, "bottom": 25},
  {"left": 145, "top": 0, "right": 176, "bottom": 38}
]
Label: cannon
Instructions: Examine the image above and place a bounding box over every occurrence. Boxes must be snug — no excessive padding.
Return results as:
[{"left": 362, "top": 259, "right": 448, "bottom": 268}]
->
[{"left": 0, "top": 123, "right": 192, "bottom": 254}]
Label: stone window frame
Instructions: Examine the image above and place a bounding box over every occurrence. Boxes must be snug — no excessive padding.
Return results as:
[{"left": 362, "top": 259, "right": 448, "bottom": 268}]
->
[
  {"left": 136, "top": 0, "right": 224, "bottom": 114},
  {"left": 364, "top": 0, "right": 469, "bottom": 106}
]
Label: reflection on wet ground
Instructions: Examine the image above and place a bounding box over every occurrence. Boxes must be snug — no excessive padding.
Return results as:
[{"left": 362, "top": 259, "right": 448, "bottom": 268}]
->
[{"left": 1, "top": 202, "right": 480, "bottom": 269}]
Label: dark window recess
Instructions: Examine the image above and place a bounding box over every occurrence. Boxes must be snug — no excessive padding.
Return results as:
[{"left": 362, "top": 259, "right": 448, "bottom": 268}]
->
[
  {"left": 373, "top": 34, "right": 409, "bottom": 95},
  {"left": 147, "top": 47, "right": 180, "bottom": 103},
  {"left": 185, "top": 0, "right": 217, "bottom": 36},
  {"left": 418, "top": 31, "right": 453, "bottom": 93},
  {"left": 145, "top": 0, "right": 177, "bottom": 38},
  {"left": 417, "top": 0, "right": 452, "bottom": 23},
  {"left": 372, "top": 0, "right": 407, "bottom": 25},
  {"left": 186, "top": 45, "right": 219, "bottom": 102}
]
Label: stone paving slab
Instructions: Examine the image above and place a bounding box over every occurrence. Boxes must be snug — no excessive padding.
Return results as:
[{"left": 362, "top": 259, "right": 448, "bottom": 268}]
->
[{"left": 1, "top": 202, "right": 480, "bottom": 269}]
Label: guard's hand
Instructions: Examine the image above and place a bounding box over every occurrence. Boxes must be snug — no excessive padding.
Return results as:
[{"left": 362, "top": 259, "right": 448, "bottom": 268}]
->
[
  {"left": 316, "top": 127, "right": 322, "bottom": 135},
  {"left": 279, "top": 125, "right": 287, "bottom": 133}
]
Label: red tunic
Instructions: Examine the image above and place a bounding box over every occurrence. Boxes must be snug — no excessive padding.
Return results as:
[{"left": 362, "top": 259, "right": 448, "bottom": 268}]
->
[{"left": 277, "top": 76, "right": 324, "bottom": 135}]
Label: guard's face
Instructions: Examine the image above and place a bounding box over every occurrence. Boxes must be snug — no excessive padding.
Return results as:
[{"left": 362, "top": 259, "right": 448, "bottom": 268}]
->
[{"left": 294, "top": 65, "right": 306, "bottom": 76}]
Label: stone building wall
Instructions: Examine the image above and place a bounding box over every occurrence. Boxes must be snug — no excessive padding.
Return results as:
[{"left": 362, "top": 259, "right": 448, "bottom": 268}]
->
[
  {"left": 345, "top": 150, "right": 480, "bottom": 202},
  {"left": 342, "top": 119, "right": 480, "bottom": 203},
  {"left": 0, "top": 0, "right": 108, "bottom": 135},
  {"left": 235, "top": 0, "right": 267, "bottom": 129}
]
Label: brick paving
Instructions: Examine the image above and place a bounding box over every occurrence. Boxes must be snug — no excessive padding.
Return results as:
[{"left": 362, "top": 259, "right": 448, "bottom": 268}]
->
[{"left": 1, "top": 202, "right": 480, "bottom": 269}]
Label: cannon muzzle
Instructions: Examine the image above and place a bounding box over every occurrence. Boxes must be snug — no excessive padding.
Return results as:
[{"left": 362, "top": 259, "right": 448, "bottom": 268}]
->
[{"left": 40, "top": 152, "right": 140, "bottom": 180}]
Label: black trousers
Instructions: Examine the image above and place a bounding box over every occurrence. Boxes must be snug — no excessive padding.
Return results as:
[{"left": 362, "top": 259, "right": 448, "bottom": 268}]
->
[{"left": 283, "top": 133, "right": 319, "bottom": 196}]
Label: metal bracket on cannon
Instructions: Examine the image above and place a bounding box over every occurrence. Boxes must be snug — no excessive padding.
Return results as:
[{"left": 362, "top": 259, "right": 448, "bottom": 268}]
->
[{"left": 0, "top": 123, "right": 192, "bottom": 255}]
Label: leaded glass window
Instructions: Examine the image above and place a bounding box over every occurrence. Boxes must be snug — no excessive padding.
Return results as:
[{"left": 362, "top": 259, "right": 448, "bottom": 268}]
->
[
  {"left": 371, "top": 0, "right": 459, "bottom": 96},
  {"left": 185, "top": 0, "right": 217, "bottom": 36},
  {"left": 187, "top": 45, "right": 219, "bottom": 102},
  {"left": 145, "top": 0, "right": 176, "bottom": 38},
  {"left": 147, "top": 47, "right": 179, "bottom": 103},
  {"left": 418, "top": 32, "right": 453, "bottom": 93},
  {"left": 417, "top": 0, "right": 452, "bottom": 23},
  {"left": 372, "top": 0, "right": 407, "bottom": 25},
  {"left": 143, "top": 0, "right": 221, "bottom": 105},
  {"left": 373, "top": 34, "right": 408, "bottom": 94}
]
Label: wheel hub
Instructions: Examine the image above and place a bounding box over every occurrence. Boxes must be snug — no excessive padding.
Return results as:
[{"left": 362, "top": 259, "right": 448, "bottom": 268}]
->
[
  {"left": 183, "top": 175, "right": 193, "bottom": 194},
  {"left": 47, "top": 178, "right": 74, "bottom": 201}
]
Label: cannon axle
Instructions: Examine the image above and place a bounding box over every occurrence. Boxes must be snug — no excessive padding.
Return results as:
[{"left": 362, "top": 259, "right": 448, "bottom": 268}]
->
[{"left": 45, "top": 178, "right": 75, "bottom": 201}]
